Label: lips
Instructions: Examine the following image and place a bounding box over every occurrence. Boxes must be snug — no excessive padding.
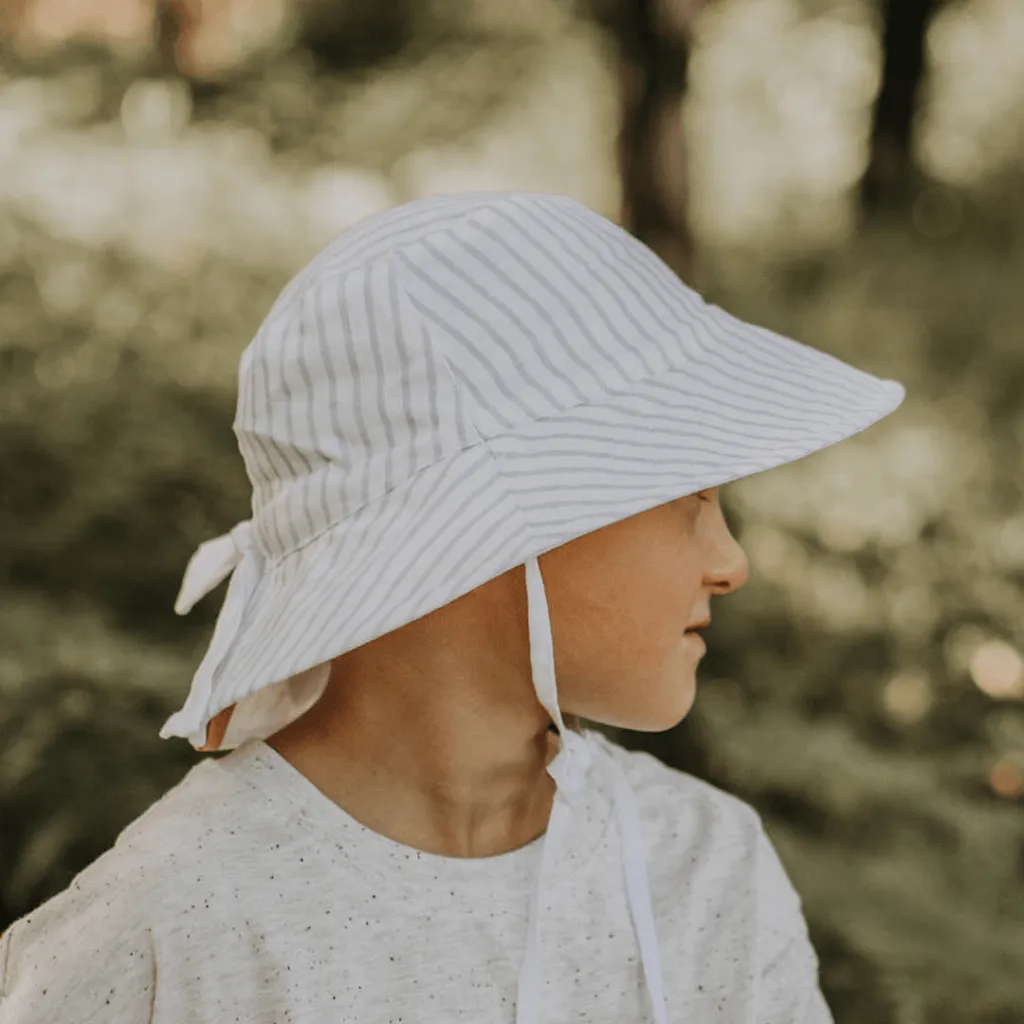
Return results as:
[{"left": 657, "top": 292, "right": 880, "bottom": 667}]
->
[
  {"left": 683, "top": 629, "right": 707, "bottom": 652},
  {"left": 684, "top": 619, "right": 710, "bottom": 633}
]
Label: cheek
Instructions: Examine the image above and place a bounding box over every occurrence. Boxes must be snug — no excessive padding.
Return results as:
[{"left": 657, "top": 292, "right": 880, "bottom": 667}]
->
[
  {"left": 633, "top": 568, "right": 706, "bottom": 688},
  {"left": 564, "top": 557, "right": 700, "bottom": 679},
  {"left": 642, "top": 552, "right": 704, "bottom": 629}
]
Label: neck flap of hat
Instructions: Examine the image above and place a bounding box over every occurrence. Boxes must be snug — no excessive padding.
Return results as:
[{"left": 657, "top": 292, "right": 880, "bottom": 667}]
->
[{"left": 518, "top": 555, "right": 668, "bottom": 1024}]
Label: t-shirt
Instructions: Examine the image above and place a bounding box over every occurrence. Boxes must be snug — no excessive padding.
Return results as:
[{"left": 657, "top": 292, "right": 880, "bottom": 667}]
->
[{"left": 0, "top": 729, "right": 833, "bottom": 1022}]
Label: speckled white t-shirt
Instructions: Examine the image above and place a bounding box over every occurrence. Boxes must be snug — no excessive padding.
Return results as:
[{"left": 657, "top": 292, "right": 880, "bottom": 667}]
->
[{"left": 0, "top": 729, "right": 833, "bottom": 1023}]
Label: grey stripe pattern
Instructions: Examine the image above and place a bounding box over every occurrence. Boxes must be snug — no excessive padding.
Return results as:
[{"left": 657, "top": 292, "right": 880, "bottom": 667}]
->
[{"left": 181, "top": 190, "right": 903, "bottom": 737}]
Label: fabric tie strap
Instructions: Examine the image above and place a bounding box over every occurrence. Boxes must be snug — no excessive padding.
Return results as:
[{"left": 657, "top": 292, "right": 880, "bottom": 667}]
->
[
  {"left": 545, "top": 729, "right": 592, "bottom": 803},
  {"left": 174, "top": 520, "right": 255, "bottom": 615},
  {"left": 160, "top": 520, "right": 261, "bottom": 748},
  {"left": 515, "top": 556, "right": 669, "bottom": 1024}
]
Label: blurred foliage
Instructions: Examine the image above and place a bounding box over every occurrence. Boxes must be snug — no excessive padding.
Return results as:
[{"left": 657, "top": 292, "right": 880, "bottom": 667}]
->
[
  {"left": 2, "top": 1, "right": 1024, "bottom": 1021},
  {"left": 0, "top": 671, "right": 204, "bottom": 916}
]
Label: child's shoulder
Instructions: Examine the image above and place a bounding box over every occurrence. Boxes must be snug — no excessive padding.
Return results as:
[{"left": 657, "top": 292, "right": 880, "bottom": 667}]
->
[
  {"left": 3, "top": 755, "right": 240, "bottom": 952},
  {"left": 588, "top": 729, "right": 764, "bottom": 848},
  {"left": 0, "top": 822, "right": 158, "bottom": 1016}
]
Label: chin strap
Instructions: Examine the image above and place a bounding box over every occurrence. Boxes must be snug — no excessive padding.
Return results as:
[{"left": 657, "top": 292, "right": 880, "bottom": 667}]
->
[{"left": 515, "top": 556, "right": 669, "bottom": 1024}]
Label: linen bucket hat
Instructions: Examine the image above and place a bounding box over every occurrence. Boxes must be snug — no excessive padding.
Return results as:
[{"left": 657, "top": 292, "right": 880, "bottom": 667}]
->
[{"left": 161, "top": 190, "right": 905, "bottom": 1023}]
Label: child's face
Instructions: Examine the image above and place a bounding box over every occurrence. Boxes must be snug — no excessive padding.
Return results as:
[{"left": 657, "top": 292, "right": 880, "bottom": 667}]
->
[{"left": 539, "top": 487, "right": 748, "bottom": 732}]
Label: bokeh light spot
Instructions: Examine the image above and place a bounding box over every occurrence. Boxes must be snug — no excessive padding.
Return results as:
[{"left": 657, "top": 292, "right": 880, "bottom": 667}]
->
[{"left": 969, "top": 639, "right": 1024, "bottom": 701}]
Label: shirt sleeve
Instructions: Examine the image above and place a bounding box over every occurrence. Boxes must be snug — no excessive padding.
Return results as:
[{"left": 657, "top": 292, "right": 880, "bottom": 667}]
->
[
  {"left": 753, "top": 818, "right": 835, "bottom": 1024},
  {"left": 0, "top": 875, "right": 156, "bottom": 1024}
]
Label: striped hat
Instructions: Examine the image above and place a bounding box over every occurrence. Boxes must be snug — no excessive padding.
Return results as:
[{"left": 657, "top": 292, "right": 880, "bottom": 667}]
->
[{"left": 161, "top": 191, "right": 905, "bottom": 1024}]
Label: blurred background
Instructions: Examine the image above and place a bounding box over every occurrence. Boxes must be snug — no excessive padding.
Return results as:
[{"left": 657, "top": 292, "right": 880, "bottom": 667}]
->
[{"left": 1, "top": 0, "right": 1023, "bottom": 1019}]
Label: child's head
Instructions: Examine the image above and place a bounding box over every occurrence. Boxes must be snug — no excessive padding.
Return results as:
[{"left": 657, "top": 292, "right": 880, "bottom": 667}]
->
[{"left": 164, "top": 190, "right": 903, "bottom": 764}]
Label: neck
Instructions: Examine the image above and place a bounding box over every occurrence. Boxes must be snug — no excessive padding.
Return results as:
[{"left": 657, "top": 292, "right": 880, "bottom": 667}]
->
[{"left": 267, "top": 718, "right": 566, "bottom": 858}]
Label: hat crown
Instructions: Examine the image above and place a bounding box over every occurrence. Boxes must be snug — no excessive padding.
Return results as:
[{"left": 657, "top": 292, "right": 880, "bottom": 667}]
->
[{"left": 234, "top": 192, "right": 711, "bottom": 559}]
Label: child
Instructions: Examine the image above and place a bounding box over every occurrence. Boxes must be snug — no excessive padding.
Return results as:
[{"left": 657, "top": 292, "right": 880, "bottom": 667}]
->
[{"left": 0, "top": 191, "right": 904, "bottom": 1022}]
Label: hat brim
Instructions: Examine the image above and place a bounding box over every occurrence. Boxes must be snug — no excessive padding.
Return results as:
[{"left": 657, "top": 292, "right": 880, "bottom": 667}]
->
[{"left": 161, "top": 305, "right": 904, "bottom": 750}]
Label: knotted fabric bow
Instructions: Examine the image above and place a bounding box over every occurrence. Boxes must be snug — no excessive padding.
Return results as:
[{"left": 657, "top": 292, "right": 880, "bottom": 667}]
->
[
  {"left": 174, "top": 520, "right": 255, "bottom": 615},
  {"left": 162, "top": 520, "right": 261, "bottom": 749}
]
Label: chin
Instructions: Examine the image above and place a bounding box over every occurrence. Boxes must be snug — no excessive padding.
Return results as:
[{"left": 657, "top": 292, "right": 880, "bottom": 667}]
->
[
  {"left": 598, "top": 693, "right": 697, "bottom": 734},
  {"left": 632, "top": 708, "right": 695, "bottom": 733},
  {"left": 572, "top": 660, "right": 700, "bottom": 733},
  {"left": 640, "top": 676, "right": 699, "bottom": 732}
]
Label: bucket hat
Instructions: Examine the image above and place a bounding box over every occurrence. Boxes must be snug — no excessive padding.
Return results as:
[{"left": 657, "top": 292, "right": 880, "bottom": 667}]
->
[{"left": 160, "top": 190, "right": 905, "bottom": 1023}]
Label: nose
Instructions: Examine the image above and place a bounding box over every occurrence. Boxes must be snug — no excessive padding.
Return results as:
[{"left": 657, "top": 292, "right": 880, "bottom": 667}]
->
[{"left": 706, "top": 519, "right": 749, "bottom": 596}]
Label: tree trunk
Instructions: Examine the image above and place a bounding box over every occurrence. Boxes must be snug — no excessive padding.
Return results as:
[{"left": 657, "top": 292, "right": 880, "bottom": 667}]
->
[
  {"left": 859, "top": 0, "right": 943, "bottom": 213},
  {"left": 587, "top": 0, "right": 700, "bottom": 282}
]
